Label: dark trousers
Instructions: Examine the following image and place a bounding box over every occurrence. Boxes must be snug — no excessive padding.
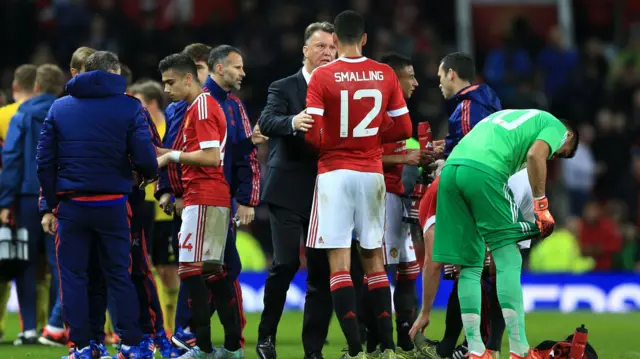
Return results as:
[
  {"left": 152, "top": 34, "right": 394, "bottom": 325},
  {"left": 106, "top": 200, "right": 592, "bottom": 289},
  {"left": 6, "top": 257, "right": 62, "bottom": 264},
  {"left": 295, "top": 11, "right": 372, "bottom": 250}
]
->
[
  {"left": 13, "top": 196, "right": 55, "bottom": 332},
  {"left": 258, "top": 203, "right": 333, "bottom": 355},
  {"left": 108, "top": 196, "right": 164, "bottom": 335},
  {"left": 56, "top": 199, "right": 142, "bottom": 348}
]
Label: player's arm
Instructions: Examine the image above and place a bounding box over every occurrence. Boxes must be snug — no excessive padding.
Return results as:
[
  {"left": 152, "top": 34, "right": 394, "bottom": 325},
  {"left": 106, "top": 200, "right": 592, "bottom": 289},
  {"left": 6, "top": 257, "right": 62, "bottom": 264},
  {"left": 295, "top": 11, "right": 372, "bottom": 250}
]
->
[
  {"left": 230, "top": 97, "right": 261, "bottom": 207},
  {"left": 526, "top": 140, "right": 549, "bottom": 199},
  {"left": 382, "top": 150, "right": 421, "bottom": 167},
  {"left": 381, "top": 72, "right": 412, "bottom": 143},
  {"left": 304, "top": 71, "right": 325, "bottom": 150},
  {"left": 170, "top": 147, "right": 221, "bottom": 167},
  {"left": 163, "top": 101, "right": 224, "bottom": 168},
  {"left": 36, "top": 108, "right": 59, "bottom": 211}
]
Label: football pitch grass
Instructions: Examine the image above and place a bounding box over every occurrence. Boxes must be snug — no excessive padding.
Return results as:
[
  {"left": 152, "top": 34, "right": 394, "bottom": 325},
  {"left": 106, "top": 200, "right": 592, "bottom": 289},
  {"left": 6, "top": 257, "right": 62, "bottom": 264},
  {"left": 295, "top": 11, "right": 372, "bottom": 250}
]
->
[{"left": 2, "top": 311, "right": 640, "bottom": 359}]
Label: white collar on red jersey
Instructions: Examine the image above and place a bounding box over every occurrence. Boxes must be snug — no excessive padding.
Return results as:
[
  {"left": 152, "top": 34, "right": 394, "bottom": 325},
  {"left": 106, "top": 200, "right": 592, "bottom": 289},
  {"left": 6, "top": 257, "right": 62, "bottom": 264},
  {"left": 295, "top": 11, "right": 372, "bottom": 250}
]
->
[{"left": 337, "top": 56, "right": 367, "bottom": 63}]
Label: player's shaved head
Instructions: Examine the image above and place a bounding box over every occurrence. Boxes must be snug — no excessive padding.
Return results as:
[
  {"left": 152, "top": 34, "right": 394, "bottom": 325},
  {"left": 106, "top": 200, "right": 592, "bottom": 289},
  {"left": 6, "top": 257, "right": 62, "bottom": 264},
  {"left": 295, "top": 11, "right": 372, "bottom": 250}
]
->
[
  {"left": 334, "top": 10, "right": 365, "bottom": 45},
  {"left": 557, "top": 120, "right": 580, "bottom": 159}
]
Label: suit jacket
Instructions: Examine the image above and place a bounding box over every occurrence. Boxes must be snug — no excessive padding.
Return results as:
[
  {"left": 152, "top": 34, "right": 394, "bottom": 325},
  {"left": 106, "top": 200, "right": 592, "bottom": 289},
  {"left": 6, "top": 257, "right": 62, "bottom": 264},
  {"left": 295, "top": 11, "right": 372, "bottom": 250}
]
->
[{"left": 258, "top": 69, "right": 317, "bottom": 217}]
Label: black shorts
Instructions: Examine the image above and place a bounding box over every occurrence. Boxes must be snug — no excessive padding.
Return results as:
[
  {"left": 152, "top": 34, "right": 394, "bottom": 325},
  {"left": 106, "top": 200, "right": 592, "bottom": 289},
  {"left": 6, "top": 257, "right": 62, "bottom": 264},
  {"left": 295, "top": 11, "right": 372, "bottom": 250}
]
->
[{"left": 151, "top": 220, "right": 177, "bottom": 266}]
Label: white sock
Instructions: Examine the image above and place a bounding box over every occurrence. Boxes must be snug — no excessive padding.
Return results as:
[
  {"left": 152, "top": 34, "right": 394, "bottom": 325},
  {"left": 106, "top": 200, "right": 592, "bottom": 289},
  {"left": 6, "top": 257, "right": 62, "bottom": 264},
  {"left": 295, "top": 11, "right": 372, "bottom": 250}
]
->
[
  {"left": 503, "top": 308, "right": 530, "bottom": 356},
  {"left": 45, "top": 325, "right": 65, "bottom": 334},
  {"left": 461, "top": 313, "right": 485, "bottom": 355},
  {"left": 23, "top": 329, "right": 37, "bottom": 338},
  {"left": 121, "top": 344, "right": 131, "bottom": 351}
]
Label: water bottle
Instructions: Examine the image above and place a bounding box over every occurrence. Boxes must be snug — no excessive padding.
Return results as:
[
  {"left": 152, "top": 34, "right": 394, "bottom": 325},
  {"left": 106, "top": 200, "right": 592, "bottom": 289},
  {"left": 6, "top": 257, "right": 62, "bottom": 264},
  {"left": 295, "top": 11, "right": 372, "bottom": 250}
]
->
[
  {"left": 569, "top": 324, "right": 588, "bottom": 359},
  {"left": 0, "top": 226, "right": 11, "bottom": 260},
  {"left": 15, "top": 227, "right": 29, "bottom": 261},
  {"left": 402, "top": 122, "right": 433, "bottom": 224}
]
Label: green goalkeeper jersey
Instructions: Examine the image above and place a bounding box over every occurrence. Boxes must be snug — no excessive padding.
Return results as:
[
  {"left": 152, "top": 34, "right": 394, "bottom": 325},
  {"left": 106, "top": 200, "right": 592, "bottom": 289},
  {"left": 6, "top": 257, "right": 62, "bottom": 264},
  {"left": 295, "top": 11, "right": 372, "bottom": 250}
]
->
[{"left": 445, "top": 109, "right": 568, "bottom": 181}]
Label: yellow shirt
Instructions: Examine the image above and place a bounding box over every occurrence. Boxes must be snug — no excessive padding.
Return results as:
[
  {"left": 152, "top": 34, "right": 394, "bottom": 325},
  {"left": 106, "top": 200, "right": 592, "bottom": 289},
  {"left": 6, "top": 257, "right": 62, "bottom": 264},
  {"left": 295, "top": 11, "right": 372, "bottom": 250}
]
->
[
  {"left": 145, "top": 119, "right": 172, "bottom": 221},
  {"left": 0, "top": 101, "right": 22, "bottom": 140}
]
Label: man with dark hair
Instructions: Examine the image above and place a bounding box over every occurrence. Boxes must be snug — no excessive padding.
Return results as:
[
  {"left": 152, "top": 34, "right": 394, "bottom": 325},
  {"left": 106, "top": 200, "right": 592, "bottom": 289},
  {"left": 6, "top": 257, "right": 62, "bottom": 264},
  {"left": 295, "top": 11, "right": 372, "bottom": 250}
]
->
[
  {"left": 162, "top": 45, "right": 258, "bottom": 358},
  {"left": 411, "top": 109, "right": 578, "bottom": 359},
  {"left": 196, "top": 43, "right": 260, "bottom": 358},
  {"left": 183, "top": 43, "right": 213, "bottom": 84},
  {"left": 367, "top": 53, "right": 422, "bottom": 358},
  {"left": 0, "top": 63, "right": 63, "bottom": 346},
  {"left": 305, "top": 10, "right": 412, "bottom": 359},
  {"left": 408, "top": 51, "right": 504, "bottom": 359},
  {"left": 36, "top": 50, "right": 157, "bottom": 359},
  {"left": 156, "top": 44, "right": 211, "bottom": 345},
  {"left": 256, "top": 21, "right": 336, "bottom": 359},
  {"left": 156, "top": 52, "right": 232, "bottom": 359}
]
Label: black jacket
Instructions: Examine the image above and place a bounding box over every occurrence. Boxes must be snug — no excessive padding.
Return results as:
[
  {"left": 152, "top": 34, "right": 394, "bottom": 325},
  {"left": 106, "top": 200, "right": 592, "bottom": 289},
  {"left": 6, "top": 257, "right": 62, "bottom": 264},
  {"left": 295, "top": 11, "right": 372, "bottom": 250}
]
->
[{"left": 258, "top": 69, "right": 317, "bottom": 217}]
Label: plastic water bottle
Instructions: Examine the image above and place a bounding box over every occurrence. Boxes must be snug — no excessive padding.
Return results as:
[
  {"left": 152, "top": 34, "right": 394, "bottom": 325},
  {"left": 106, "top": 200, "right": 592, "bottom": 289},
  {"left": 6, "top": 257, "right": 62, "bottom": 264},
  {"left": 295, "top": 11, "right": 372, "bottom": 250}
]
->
[
  {"left": 569, "top": 324, "right": 588, "bottom": 359},
  {"left": 16, "top": 227, "right": 29, "bottom": 261},
  {"left": 0, "top": 226, "right": 11, "bottom": 260}
]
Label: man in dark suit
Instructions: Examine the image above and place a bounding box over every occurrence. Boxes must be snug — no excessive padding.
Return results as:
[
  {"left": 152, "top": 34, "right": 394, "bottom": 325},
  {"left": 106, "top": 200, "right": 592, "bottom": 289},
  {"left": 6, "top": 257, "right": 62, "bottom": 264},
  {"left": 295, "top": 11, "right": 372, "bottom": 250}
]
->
[{"left": 255, "top": 22, "right": 337, "bottom": 359}]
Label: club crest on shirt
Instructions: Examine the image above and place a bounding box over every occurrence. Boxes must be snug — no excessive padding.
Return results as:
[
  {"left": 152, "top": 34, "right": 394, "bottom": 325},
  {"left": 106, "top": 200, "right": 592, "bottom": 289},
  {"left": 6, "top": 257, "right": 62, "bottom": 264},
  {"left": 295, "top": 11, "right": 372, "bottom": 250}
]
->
[{"left": 390, "top": 248, "right": 398, "bottom": 258}]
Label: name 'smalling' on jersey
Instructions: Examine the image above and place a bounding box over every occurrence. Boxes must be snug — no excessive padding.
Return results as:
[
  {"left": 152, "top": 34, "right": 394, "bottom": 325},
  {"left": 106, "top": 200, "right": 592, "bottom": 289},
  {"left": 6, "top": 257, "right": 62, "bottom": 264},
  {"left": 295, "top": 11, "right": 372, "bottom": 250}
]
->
[{"left": 334, "top": 70, "right": 384, "bottom": 83}]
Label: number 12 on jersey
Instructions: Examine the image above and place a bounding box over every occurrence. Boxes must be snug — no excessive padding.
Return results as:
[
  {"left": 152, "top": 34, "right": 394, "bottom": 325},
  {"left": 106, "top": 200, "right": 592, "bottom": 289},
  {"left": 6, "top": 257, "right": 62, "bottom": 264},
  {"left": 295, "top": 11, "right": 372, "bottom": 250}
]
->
[{"left": 340, "top": 89, "right": 382, "bottom": 138}]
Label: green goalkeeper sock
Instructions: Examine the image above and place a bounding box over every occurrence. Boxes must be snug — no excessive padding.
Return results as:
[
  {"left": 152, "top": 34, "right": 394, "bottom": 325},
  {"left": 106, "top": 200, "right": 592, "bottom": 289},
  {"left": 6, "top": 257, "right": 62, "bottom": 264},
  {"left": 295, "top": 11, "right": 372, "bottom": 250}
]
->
[
  {"left": 492, "top": 243, "right": 530, "bottom": 357},
  {"left": 457, "top": 266, "right": 485, "bottom": 355}
]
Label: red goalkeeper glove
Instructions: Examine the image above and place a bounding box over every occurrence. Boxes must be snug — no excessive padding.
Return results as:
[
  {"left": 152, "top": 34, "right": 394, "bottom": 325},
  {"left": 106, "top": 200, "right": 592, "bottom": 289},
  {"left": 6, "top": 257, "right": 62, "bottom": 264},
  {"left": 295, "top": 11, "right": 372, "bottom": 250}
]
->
[{"left": 534, "top": 196, "right": 555, "bottom": 238}]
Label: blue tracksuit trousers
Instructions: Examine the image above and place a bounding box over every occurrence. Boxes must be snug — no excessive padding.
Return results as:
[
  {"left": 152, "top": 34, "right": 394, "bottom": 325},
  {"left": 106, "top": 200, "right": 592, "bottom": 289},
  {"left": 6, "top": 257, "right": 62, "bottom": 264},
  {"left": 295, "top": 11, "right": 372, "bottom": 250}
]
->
[{"left": 56, "top": 198, "right": 142, "bottom": 348}]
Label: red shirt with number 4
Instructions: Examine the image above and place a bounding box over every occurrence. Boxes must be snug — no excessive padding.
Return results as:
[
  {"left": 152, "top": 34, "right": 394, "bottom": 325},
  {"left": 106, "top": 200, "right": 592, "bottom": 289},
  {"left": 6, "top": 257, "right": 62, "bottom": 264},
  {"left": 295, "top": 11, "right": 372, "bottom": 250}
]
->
[
  {"left": 180, "top": 92, "right": 230, "bottom": 208},
  {"left": 305, "top": 56, "right": 412, "bottom": 174}
]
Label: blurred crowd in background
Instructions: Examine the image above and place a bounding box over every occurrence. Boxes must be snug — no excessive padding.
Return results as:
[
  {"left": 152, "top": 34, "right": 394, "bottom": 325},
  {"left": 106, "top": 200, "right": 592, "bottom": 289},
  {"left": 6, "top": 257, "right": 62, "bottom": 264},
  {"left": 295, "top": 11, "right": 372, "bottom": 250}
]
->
[{"left": 1, "top": 0, "right": 640, "bottom": 273}]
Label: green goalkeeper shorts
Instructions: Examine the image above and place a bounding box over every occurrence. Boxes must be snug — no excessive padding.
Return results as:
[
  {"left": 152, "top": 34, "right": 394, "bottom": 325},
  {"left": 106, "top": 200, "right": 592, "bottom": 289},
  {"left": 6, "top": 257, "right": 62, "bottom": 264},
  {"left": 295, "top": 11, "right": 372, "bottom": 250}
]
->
[{"left": 433, "top": 165, "right": 539, "bottom": 267}]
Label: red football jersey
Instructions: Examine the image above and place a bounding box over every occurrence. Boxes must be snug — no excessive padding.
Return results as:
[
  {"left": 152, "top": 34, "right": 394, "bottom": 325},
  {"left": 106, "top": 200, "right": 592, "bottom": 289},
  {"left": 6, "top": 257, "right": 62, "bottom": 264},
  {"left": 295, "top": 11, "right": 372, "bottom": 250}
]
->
[
  {"left": 418, "top": 175, "right": 439, "bottom": 232},
  {"left": 306, "top": 57, "right": 410, "bottom": 174},
  {"left": 382, "top": 140, "right": 406, "bottom": 195},
  {"left": 180, "top": 93, "right": 230, "bottom": 208}
]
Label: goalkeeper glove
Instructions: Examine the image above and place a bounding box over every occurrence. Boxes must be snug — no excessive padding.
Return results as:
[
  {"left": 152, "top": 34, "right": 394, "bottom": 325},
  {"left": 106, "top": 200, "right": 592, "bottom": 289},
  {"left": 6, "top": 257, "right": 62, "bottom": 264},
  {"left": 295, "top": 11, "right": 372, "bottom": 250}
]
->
[{"left": 534, "top": 196, "right": 555, "bottom": 238}]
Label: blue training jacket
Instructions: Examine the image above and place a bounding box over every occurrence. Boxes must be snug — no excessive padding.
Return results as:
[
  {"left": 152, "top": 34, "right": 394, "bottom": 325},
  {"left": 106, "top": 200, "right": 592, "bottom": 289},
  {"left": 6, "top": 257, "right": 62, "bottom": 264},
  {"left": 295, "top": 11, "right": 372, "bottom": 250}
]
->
[
  {"left": 0, "top": 94, "right": 58, "bottom": 208},
  {"left": 156, "top": 77, "right": 260, "bottom": 207},
  {"left": 444, "top": 84, "right": 502, "bottom": 157},
  {"left": 36, "top": 70, "right": 158, "bottom": 210}
]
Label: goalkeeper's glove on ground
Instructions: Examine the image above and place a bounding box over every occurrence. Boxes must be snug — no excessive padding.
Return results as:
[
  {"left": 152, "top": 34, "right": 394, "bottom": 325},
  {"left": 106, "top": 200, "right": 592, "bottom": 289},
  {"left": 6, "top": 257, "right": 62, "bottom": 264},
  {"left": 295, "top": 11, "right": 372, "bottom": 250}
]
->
[{"left": 534, "top": 196, "right": 555, "bottom": 238}]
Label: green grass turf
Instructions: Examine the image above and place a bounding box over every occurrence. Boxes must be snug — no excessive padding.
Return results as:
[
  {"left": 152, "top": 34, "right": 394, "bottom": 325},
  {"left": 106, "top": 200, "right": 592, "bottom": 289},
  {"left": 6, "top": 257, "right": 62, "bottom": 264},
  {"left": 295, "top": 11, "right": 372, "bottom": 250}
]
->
[{"left": 1, "top": 311, "right": 639, "bottom": 359}]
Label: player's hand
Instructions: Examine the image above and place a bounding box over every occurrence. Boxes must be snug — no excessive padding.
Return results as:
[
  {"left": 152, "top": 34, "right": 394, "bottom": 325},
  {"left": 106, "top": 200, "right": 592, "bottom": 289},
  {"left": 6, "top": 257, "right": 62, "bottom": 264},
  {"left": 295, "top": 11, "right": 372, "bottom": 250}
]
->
[
  {"left": 157, "top": 153, "right": 171, "bottom": 168},
  {"left": 251, "top": 123, "right": 269, "bottom": 145},
  {"left": 0, "top": 209, "right": 10, "bottom": 224},
  {"left": 534, "top": 196, "right": 555, "bottom": 238},
  {"left": 293, "top": 110, "right": 314, "bottom": 132},
  {"left": 175, "top": 197, "right": 184, "bottom": 216},
  {"left": 409, "top": 310, "right": 430, "bottom": 340},
  {"left": 236, "top": 204, "right": 255, "bottom": 225},
  {"left": 41, "top": 213, "right": 57, "bottom": 234},
  {"left": 159, "top": 193, "right": 174, "bottom": 215},
  {"left": 405, "top": 149, "right": 422, "bottom": 166},
  {"left": 432, "top": 139, "right": 445, "bottom": 158}
]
